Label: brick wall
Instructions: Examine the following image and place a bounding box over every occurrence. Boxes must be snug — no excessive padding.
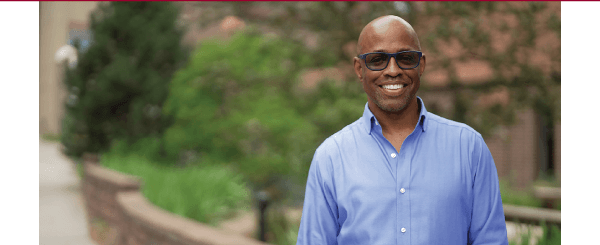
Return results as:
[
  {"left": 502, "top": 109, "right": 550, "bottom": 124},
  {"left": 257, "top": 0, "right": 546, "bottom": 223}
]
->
[
  {"left": 484, "top": 109, "right": 540, "bottom": 189},
  {"left": 485, "top": 135, "right": 509, "bottom": 179},
  {"left": 82, "top": 155, "right": 270, "bottom": 245},
  {"left": 507, "top": 109, "right": 540, "bottom": 188}
]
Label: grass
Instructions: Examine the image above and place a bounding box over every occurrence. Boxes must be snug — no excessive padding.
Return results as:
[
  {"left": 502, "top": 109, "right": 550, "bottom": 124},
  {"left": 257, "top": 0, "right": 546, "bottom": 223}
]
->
[
  {"left": 100, "top": 152, "right": 251, "bottom": 226},
  {"left": 499, "top": 180, "right": 543, "bottom": 208},
  {"left": 535, "top": 223, "right": 561, "bottom": 245},
  {"left": 499, "top": 178, "right": 561, "bottom": 211},
  {"left": 509, "top": 222, "right": 561, "bottom": 245},
  {"left": 41, "top": 133, "right": 61, "bottom": 142}
]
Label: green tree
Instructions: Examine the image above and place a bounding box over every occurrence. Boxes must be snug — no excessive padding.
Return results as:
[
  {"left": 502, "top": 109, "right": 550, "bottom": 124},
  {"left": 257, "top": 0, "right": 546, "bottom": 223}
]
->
[
  {"left": 162, "top": 32, "right": 319, "bottom": 194},
  {"left": 61, "top": 2, "right": 188, "bottom": 157},
  {"left": 187, "top": 2, "right": 560, "bottom": 138}
]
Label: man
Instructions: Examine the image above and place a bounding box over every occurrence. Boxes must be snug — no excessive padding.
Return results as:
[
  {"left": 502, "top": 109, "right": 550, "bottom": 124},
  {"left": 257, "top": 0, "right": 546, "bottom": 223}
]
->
[{"left": 296, "top": 15, "right": 508, "bottom": 245}]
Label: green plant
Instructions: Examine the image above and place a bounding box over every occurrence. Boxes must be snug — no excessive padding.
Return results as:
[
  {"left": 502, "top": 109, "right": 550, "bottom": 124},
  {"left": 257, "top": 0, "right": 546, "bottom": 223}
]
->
[
  {"left": 536, "top": 222, "right": 561, "bottom": 245},
  {"left": 509, "top": 227, "right": 532, "bottom": 245},
  {"left": 261, "top": 206, "right": 300, "bottom": 245},
  {"left": 76, "top": 159, "right": 85, "bottom": 180},
  {"left": 499, "top": 179, "right": 542, "bottom": 208},
  {"left": 41, "top": 133, "right": 61, "bottom": 142},
  {"left": 101, "top": 144, "right": 251, "bottom": 226},
  {"left": 509, "top": 222, "right": 560, "bottom": 245},
  {"left": 61, "top": 2, "right": 187, "bottom": 157},
  {"left": 162, "top": 31, "right": 327, "bottom": 196}
]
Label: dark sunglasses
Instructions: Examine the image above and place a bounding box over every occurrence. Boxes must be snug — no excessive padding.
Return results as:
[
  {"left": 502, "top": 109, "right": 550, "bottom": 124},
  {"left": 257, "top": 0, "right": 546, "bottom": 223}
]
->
[{"left": 357, "top": 51, "right": 423, "bottom": 71}]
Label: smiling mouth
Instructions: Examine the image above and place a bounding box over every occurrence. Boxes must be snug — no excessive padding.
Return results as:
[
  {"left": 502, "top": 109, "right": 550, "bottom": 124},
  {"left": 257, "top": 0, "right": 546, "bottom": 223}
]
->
[{"left": 379, "top": 84, "right": 404, "bottom": 90}]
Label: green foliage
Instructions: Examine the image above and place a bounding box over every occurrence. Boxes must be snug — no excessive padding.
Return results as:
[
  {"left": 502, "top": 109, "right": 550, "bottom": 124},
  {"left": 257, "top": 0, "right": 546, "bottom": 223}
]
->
[
  {"left": 262, "top": 207, "right": 300, "bottom": 245},
  {"left": 86, "top": 31, "right": 357, "bottom": 224},
  {"left": 190, "top": 1, "right": 561, "bottom": 141},
  {"left": 547, "top": 13, "right": 561, "bottom": 36},
  {"left": 159, "top": 31, "right": 369, "bottom": 208},
  {"left": 61, "top": 2, "right": 187, "bottom": 157},
  {"left": 499, "top": 179, "right": 542, "bottom": 208},
  {"left": 101, "top": 144, "right": 250, "bottom": 226},
  {"left": 41, "top": 134, "right": 61, "bottom": 142},
  {"left": 509, "top": 222, "right": 561, "bottom": 245},
  {"left": 420, "top": 2, "right": 560, "bottom": 136},
  {"left": 296, "top": 79, "right": 367, "bottom": 141},
  {"left": 60, "top": 98, "right": 90, "bottom": 156},
  {"left": 60, "top": 3, "right": 561, "bottom": 241},
  {"left": 163, "top": 32, "right": 324, "bottom": 195},
  {"left": 76, "top": 162, "right": 84, "bottom": 180},
  {"left": 227, "top": 2, "right": 401, "bottom": 62},
  {"left": 536, "top": 223, "right": 561, "bottom": 245}
]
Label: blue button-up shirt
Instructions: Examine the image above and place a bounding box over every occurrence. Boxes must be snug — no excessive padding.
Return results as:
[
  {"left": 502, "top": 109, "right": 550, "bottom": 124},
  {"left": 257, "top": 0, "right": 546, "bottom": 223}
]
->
[{"left": 297, "top": 97, "right": 508, "bottom": 245}]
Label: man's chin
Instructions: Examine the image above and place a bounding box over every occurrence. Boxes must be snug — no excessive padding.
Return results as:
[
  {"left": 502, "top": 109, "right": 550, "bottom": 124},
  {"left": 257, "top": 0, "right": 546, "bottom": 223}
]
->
[{"left": 375, "top": 101, "right": 408, "bottom": 113}]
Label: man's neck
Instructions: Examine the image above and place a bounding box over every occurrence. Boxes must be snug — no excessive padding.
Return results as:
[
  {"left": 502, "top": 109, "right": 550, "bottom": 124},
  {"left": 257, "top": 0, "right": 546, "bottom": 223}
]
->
[{"left": 369, "top": 97, "right": 420, "bottom": 135}]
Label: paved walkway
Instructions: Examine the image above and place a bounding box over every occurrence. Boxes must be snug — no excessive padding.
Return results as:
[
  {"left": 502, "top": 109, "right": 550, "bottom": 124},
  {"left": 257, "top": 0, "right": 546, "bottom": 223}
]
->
[{"left": 40, "top": 138, "right": 96, "bottom": 245}]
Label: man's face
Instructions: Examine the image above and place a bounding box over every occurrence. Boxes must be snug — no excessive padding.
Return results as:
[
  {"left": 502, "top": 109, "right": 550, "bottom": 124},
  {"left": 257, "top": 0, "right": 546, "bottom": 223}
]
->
[{"left": 354, "top": 22, "right": 426, "bottom": 113}]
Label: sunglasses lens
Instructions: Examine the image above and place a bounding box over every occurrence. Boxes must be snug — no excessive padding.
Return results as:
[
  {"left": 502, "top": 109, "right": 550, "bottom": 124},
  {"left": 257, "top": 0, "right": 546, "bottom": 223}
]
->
[
  {"left": 365, "top": 53, "right": 388, "bottom": 70},
  {"left": 396, "top": 52, "right": 420, "bottom": 68}
]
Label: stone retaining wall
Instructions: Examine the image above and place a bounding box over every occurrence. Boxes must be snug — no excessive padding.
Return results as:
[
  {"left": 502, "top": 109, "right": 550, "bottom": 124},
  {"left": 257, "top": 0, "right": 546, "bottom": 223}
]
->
[{"left": 81, "top": 154, "right": 270, "bottom": 245}]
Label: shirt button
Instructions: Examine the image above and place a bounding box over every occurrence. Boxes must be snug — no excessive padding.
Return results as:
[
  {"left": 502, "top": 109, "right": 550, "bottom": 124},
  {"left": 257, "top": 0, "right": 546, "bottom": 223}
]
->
[
  {"left": 400, "top": 188, "right": 406, "bottom": 193},
  {"left": 376, "top": 121, "right": 379, "bottom": 125},
  {"left": 401, "top": 227, "right": 406, "bottom": 233},
  {"left": 391, "top": 153, "right": 397, "bottom": 158}
]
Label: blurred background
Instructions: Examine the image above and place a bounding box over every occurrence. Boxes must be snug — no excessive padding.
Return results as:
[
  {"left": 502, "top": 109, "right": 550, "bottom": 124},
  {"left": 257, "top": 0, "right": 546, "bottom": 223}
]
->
[{"left": 40, "top": 2, "right": 560, "bottom": 245}]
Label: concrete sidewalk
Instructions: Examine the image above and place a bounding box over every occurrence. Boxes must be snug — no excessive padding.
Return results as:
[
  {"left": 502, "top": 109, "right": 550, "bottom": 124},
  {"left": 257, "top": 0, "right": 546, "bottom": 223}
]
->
[{"left": 39, "top": 138, "right": 95, "bottom": 245}]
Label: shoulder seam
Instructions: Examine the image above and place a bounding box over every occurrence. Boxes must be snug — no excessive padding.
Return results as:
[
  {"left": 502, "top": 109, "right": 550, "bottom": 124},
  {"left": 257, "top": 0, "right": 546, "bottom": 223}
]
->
[{"left": 426, "top": 113, "right": 481, "bottom": 137}]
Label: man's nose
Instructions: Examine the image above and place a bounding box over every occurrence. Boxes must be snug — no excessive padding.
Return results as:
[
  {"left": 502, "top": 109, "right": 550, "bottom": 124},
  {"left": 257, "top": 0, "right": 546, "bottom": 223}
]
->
[{"left": 383, "top": 57, "right": 403, "bottom": 77}]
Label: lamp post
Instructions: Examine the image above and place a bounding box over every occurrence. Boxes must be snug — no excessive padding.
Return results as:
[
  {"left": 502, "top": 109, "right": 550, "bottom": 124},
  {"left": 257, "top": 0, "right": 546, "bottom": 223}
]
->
[{"left": 257, "top": 190, "right": 270, "bottom": 242}]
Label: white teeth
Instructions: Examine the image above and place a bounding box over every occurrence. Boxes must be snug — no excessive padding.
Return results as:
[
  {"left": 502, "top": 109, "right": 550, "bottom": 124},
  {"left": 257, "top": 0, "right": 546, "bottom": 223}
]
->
[{"left": 381, "top": 84, "right": 404, "bottom": 90}]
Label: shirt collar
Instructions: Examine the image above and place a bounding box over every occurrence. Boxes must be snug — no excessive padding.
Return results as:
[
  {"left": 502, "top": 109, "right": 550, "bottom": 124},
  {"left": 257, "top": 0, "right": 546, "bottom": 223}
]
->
[{"left": 361, "top": 96, "right": 428, "bottom": 135}]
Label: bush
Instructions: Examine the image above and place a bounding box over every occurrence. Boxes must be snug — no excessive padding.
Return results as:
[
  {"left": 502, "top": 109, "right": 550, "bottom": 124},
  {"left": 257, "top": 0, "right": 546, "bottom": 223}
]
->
[
  {"left": 92, "top": 27, "right": 368, "bottom": 234},
  {"left": 61, "top": 2, "right": 187, "bottom": 157},
  {"left": 162, "top": 31, "right": 369, "bottom": 193},
  {"left": 162, "top": 32, "right": 321, "bottom": 192},
  {"left": 101, "top": 144, "right": 250, "bottom": 225}
]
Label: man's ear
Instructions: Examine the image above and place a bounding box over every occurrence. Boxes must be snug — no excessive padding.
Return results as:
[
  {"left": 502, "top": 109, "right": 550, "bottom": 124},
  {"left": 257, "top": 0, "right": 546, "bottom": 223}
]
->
[
  {"left": 419, "top": 54, "right": 426, "bottom": 77},
  {"left": 353, "top": 57, "right": 363, "bottom": 80}
]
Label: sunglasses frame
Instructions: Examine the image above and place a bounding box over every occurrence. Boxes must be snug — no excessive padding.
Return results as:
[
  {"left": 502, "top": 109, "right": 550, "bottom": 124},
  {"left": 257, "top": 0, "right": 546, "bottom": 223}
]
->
[{"left": 357, "top": 51, "right": 423, "bottom": 71}]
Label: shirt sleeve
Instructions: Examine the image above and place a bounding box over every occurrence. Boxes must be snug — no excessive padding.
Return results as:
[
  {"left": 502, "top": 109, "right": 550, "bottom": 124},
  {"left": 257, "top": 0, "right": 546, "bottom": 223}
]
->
[
  {"left": 296, "top": 146, "right": 340, "bottom": 245},
  {"left": 468, "top": 135, "right": 509, "bottom": 245}
]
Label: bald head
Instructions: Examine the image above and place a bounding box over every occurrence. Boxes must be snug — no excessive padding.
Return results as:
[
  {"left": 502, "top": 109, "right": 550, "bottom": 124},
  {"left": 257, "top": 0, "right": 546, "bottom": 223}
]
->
[{"left": 357, "top": 15, "right": 421, "bottom": 55}]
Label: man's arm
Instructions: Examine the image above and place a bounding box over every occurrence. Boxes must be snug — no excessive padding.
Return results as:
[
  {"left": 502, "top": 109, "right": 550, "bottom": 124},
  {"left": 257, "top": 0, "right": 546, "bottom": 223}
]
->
[
  {"left": 468, "top": 136, "right": 509, "bottom": 245},
  {"left": 296, "top": 148, "right": 339, "bottom": 245}
]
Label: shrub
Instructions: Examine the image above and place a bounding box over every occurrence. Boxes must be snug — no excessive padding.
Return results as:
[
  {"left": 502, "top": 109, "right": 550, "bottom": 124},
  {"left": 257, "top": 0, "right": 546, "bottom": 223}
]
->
[
  {"left": 101, "top": 145, "right": 250, "bottom": 225},
  {"left": 162, "top": 32, "right": 324, "bottom": 193},
  {"left": 61, "top": 2, "right": 187, "bottom": 157}
]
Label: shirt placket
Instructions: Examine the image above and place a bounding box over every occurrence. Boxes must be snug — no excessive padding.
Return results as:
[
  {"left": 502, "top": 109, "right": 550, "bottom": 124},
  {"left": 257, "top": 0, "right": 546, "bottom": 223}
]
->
[
  {"left": 398, "top": 127, "right": 422, "bottom": 244},
  {"left": 373, "top": 118, "right": 422, "bottom": 244},
  {"left": 373, "top": 119, "right": 407, "bottom": 245},
  {"left": 397, "top": 133, "right": 413, "bottom": 245}
]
